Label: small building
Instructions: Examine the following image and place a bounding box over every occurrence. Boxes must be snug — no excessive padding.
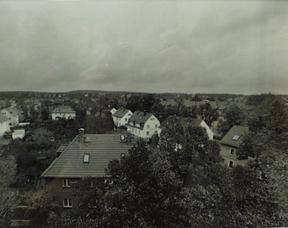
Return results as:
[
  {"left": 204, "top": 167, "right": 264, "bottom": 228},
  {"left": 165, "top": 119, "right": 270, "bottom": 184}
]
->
[
  {"left": 219, "top": 125, "right": 250, "bottom": 168},
  {"left": 163, "top": 116, "right": 214, "bottom": 141},
  {"left": 126, "top": 111, "right": 161, "bottom": 139},
  {"left": 111, "top": 108, "right": 133, "bottom": 128},
  {"left": 12, "top": 129, "right": 25, "bottom": 140},
  {"left": 41, "top": 130, "right": 132, "bottom": 209},
  {"left": 190, "top": 118, "right": 214, "bottom": 141},
  {"left": 51, "top": 106, "right": 76, "bottom": 120},
  {"left": 0, "top": 107, "right": 20, "bottom": 127},
  {"left": 0, "top": 114, "right": 10, "bottom": 138}
]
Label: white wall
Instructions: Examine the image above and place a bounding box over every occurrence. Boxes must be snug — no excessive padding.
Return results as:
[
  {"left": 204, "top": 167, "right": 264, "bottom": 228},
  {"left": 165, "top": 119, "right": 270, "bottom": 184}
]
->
[
  {"left": 200, "top": 120, "right": 214, "bottom": 140},
  {"left": 0, "top": 110, "right": 19, "bottom": 127},
  {"left": 52, "top": 112, "right": 76, "bottom": 120},
  {"left": 112, "top": 111, "right": 132, "bottom": 127},
  {"left": 0, "top": 121, "right": 10, "bottom": 137},
  {"left": 127, "top": 115, "right": 161, "bottom": 139}
]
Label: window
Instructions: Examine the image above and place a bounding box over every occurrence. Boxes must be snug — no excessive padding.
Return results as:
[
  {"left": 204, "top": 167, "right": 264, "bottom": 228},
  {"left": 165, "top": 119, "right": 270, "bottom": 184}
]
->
[
  {"left": 232, "top": 135, "right": 240, "bottom": 141},
  {"left": 146, "top": 131, "right": 150, "bottom": 136},
  {"left": 63, "top": 198, "right": 72, "bottom": 208},
  {"left": 155, "top": 124, "right": 158, "bottom": 128},
  {"left": 83, "top": 154, "right": 90, "bottom": 163},
  {"left": 147, "top": 124, "right": 150, "bottom": 128},
  {"left": 125, "top": 118, "right": 127, "bottom": 121},
  {"left": 229, "top": 161, "right": 233, "bottom": 168},
  {"left": 230, "top": 149, "right": 235, "bottom": 154},
  {"left": 63, "top": 178, "right": 70, "bottom": 188}
]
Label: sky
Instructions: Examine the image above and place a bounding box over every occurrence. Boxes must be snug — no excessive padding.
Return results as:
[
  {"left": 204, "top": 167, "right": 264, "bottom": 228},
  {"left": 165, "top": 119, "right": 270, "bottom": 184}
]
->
[{"left": 0, "top": 0, "right": 287, "bottom": 94}]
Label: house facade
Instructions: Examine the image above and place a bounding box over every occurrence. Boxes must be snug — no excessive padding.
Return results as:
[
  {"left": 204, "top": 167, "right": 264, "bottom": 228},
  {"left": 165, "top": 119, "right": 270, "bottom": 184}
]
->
[
  {"left": 12, "top": 129, "right": 25, "bottom": 140},
  {"left": 197, "top": 119, "right": 214, "bottom": 141},
  {"left": 41, "top": 131, "right": 132, "bottom": 209},
  {"left": 51, "top": 106, "right": 76, "bottom": 120},
  {"left": 126, "top": 111, "right": 161, "bottom": 139},
  {"left": 0, "top": 107, "right": 20, "bottom": 127},
  {"left": 111, "top": 108, "right": 133, "bottom": 128},
  {"left": 0, "top": 115, "right": 11, "bottom": 138},
  {"left": 219, "top": 125, "right": 250, "bottom": 168}
]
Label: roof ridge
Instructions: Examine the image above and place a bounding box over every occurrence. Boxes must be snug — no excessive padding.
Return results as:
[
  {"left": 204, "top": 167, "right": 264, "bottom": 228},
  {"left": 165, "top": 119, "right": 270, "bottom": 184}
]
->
[{"left": 41, "top": 135, "right": 80, "bottom": 177}]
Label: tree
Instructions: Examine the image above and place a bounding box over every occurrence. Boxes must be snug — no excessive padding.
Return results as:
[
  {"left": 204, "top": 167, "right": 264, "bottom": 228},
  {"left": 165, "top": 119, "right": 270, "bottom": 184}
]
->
[
  {"left": 269, "top": 100, "right": 288, "bottom": 132},
  {"left": 219, "top": 105, "right": 245, "bottom": 134},
  {"left": 237, "top": 135, "right": 254, "bottom": 159},
  {"left": 198, "top": 103, "right": 219, "bottom": 126}
]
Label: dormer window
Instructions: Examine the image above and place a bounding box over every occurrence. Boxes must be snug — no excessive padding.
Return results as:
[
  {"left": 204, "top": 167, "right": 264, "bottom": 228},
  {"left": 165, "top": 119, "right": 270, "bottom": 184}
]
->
[
  {"left": 83, "top": 154, "right": 90, "bottom": 163},
  {"left": 232, "top": 135, "right": 240, "bottom": 141}
]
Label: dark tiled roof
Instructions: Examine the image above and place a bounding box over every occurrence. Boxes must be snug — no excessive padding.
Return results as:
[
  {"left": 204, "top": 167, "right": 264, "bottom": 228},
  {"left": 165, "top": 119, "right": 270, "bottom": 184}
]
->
[
  {"left": 56, "top": 143, "right": 69, "bottom": 154},
  {"left": 112, "top": 108, "right": 130, "bottom": 118},
  {"left": 219, "top": 125, "right": 249, "bottom": 148},
  {"left": 42, "top": 134, "right": 132, "bottom": 178},
  {"left": 127, "top": 111, "right": 153, "bottom": 130},
  {"left": 52, "top": 106, "right": 75, "bottom": 113}
]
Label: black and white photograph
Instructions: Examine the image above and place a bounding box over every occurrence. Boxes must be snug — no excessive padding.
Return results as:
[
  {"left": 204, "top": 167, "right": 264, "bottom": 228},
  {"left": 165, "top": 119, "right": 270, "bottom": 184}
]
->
[{"left": 0, "top": 0, "right": 287, "bottom": 227}]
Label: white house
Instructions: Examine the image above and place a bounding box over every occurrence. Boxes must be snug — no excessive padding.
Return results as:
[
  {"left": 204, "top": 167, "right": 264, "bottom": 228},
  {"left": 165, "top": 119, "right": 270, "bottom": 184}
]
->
[
  {"left": 110, "top": 108, "right": 117, "bottom": 115},
  {"left": 12, "top": 129, "right": 25, "bottom": 140},
  {"left": 194, "top": 119, "right": 214, "bottom": 141},
  {"left": 0, "top": 115, "right": 11, "bottom": 138},
  {"left": 51, "top": 106, "right": 76, "bottom": 120},
  {"left": 111, "top": 108, "right": 133, "bottom": 128},
  {"left": 0, "top": 107, "right": 20, "bottom": 127},
  {"left": 126, "top": 111, "right": 161, "bottom": 139}
]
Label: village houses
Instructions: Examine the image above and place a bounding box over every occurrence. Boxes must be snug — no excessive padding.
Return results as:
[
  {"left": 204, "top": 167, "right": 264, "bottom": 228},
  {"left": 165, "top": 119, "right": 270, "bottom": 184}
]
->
[
  {"left": 219, "top": 125, "right": 252, "bottom": 168},
  {"left": 51, "top": 106, "right": 76, "bottom": 120},
  {"left": 110, "top": 108, "right": 133, "bottom": 128},
  {"left": 0, "top": 114, "right": 11, "bottom": 138},
  {"left": 41, "top": 129, "right": 132, "bottom": 209},
  {"left": 0, "top": 107, "right": 21, "bottom": 127},
  {"left": 126, "top": 111, "right": 161, "bottom": 139}
]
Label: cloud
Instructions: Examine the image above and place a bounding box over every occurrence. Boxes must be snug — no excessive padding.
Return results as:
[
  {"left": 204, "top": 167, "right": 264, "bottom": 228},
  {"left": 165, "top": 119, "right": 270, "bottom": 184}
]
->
[{"left": 0, "top": 1, "right": 287, "bottom": 94}]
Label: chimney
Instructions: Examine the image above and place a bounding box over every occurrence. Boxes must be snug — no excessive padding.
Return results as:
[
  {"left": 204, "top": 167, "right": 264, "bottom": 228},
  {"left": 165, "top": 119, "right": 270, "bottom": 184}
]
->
[{"left": 79, "top": 128, "right": 85, "bottom": 143}]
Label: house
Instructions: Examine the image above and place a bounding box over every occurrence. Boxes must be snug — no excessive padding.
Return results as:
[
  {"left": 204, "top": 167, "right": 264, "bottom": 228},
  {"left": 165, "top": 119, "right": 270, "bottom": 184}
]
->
[
  {"left": 111, "top": 108, "right": 133, "bottom": 128},
  {"left": 190, "top": 118, "right": 214, "bottom": 140},
  {"left": 219, "top": 125, "right": 251, "bottom": 168},
  {"left": 126, "top": 111, "right": 161, "bottom": 139},
  {"left": 12, "top": 129, "right": 25, "bottom": 140},
  {"left": 51, "top": 106, "right": 76, "bottom": 120},
  {"left": 163, "top": 116, "right": 214, "bottom": 141},
  {"left": 0, "top": 107, "right": 20, "bottom": 127},
  {"left": 41, "top": 129, "right": 132, "bottom": 209},
  {"left": 0, "top": 114, "right": 11, "bottom": 138}
]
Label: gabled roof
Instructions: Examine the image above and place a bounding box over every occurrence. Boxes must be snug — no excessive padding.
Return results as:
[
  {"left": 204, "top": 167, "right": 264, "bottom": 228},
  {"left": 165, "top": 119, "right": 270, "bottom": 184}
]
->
[
  {"left": 41, "top": 134, "right": 132, "bottom": 178},
  {"left": 127, "top": 111, "right": 154, "bottom": 130},
  {"left": 112, "top": 108, "right": 130, "bottom": 118},
  {"left": 56, "top": 143, "right": 70, "bottom": 154},
  {"left": 52, "top": 106, "right": 75, "bottom": 113},
  {"left": 219, "top": 125, "right": 249, "bottom": 148}
]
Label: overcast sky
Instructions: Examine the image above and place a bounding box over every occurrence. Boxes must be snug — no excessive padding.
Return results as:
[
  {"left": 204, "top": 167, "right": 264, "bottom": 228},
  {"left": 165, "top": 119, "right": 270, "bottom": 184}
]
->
[{"left": 0, "top": 1, "right": 287, "bottom": 94}]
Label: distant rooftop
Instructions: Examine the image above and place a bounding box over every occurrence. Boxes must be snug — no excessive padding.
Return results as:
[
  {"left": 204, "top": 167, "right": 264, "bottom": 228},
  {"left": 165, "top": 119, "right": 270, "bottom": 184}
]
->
[
  {"left": 127, "top": 111, "right": 154, "bottom": 130},
  {"left": 42, "top": 134, "right": 132, "bottom": 178},
  {"left": 220, "top": 125, "right": 249, "bottom": 148},
  {"left": 52, "top": 105, "right": 75, "bottom": 113},
  {"left": 112, "top": 108, "right": 130, "bottom": 118}
]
